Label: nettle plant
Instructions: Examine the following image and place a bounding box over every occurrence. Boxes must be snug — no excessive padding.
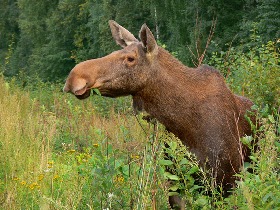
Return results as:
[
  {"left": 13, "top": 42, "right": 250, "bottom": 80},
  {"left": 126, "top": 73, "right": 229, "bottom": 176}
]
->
[
  {"left": 158, "top": 133, "right": 216, "bottom": 208},
  {"left": 228, "top": 105, "right": 280, "bottom": 209}
]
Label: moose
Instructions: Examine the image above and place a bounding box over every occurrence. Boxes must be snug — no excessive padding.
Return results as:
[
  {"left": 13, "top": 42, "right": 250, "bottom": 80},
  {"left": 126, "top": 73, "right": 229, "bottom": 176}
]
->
[{"left": 64, "top": 20, "right": 254, "bottom": 208}]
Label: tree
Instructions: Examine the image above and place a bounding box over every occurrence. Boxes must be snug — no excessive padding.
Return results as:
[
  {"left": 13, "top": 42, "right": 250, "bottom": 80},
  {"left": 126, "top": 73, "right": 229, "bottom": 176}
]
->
[
  {"left": 257, "top": 0, "right": 280, "bottom": 42},
  {"left": 4, "top": 0, "right": 58, "bottom": 77},
  {"left": 29, "top": 0, "right": 82, "bottom": 80},
  {"left": 0, "top": 0, "right": 19, "bottom": 70},
  {"left": 1, "top": 0, "right": 279, "bottom": 80}
]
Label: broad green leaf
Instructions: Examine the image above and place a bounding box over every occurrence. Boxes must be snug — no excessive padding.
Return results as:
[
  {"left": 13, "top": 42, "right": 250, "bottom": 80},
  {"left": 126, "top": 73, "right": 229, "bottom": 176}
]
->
[
  {"left": 249, "top": 155, "right": 257, "bottom": 163},
  {"left": 169, "top": 185, "right": 179, "bottom": 191},
  {"left": 170, "top": 141, "right": 177, "bottom": 151},
  {"left": 121, "top": 165, "right": 129, "bottom": 176},
  {"left": 93, "top": 88, "right": 101, "bottom": 96},
  {"left": 268, "top": 115, "right": 275, "bottom": 123},
  {"left": 241, "top": 136, "right": 253, "bottom": 145},
  {"left": 275, "top": 141, "right": 280, "bottom": 152},
  {"left": 164, "top": 172, "right": 180, "bottom": 180},
  {"left": 107, "top": 144, "right": 113, "bottom": 155},
  {"left": 159, "top": 159, "right": 173, "bottom": 166},
  {"left": 115, "top": 159, "right": 123, "bottom": 168},
  {"left": 243, "top": 162, "right": 251, "bottom": 170},
  {"left": 179, "top": 158, "right": 188, "bottom": 165},
  {"left": 188, "top": 166, "right": 199, "bottom": 175},
  {"left": 190, "top": 185, "right": 203, "bottom": 192},
  {"left": 261, "top": 185, "right": 274, "bottom": 201},
  {"left": 194, "top": 197, "right": 208, "bottom": 206},
  {"left": 168, "top": 191, "right": 179, "bottom": 196}
]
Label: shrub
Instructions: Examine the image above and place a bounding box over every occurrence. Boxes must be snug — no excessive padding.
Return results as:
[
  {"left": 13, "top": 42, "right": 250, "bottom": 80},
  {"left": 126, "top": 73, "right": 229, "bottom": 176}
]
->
[{"left": 208, "top": 39, "right": 279, "bottom": 109}]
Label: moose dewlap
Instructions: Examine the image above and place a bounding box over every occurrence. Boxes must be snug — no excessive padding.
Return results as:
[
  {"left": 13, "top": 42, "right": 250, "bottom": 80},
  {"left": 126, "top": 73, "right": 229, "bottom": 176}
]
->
[{"left": 64, "top": 20, "right": 254, "bottom": 206}]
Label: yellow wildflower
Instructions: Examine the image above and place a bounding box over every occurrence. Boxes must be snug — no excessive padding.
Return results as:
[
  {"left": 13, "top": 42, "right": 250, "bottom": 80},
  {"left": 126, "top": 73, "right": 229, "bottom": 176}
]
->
[
  {"left": 38, "top": 174, "right": 44, "bottom": 181},
  {"left": 118, "top": 176, "right": 124, "bottom": 182},
  {"left": 53, "top": 174, "right": 60, "bottom": 180},
  {"left": 12, "top": 177, "right": 19, "bottom": 181},
  {"left": 114, "top": 175, "right": 124, "bottom": 183},
  {"left": 47, "top": 161, "right": 54, "bottom": 168},
  {"left": 47, "top": 161, "right": 54, "bottom": 165},
  {"left": 20, "top": 181, "right": 27, "bottom": 186},
  {"left": 130, "top": 154, "right": 140, "bottom": 159},
  {"left": 29, "top": 182, "right": 39, "bottom": 190},
  {"left": 93, "top": 144, "right": 99, "bottom": 148},
  {"left": 85, "top": 154, "right": 91, "bottom": 159}
]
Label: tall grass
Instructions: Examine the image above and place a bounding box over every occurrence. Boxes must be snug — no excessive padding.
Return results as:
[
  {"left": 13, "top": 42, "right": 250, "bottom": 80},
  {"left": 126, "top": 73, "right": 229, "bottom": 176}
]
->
[
  {"left": 0, "top": 75, "right": 169, "bottom": 209},
  {"left": 0, "top": 76, "right": 56, "bottom": 209}
]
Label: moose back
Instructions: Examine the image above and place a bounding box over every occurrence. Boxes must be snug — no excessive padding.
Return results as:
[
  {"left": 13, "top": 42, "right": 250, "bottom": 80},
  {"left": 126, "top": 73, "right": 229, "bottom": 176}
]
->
[{"left": 64, "top": 20, "right": 254, "bottom": 200}]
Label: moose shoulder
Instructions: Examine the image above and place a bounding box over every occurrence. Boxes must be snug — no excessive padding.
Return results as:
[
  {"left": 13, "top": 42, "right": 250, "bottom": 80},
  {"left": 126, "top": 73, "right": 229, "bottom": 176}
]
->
[{"left": 64, "top": 20, "right": 254, "bottom": 202}]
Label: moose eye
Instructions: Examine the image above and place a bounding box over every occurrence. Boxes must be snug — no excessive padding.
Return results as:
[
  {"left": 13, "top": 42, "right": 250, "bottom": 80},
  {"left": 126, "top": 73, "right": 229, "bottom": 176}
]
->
[
  {"left": 123, "top": 55, "right": 137, "bottom": 67},
  {"left": 127, "top": 57, "right": 135, "bottom": 62}
]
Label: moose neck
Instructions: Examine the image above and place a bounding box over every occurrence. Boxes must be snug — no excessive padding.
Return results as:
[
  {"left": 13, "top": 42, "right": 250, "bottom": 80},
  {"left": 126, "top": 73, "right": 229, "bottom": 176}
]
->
[{"left": 134, "top": 48, "right": 200, "bottom": 144}]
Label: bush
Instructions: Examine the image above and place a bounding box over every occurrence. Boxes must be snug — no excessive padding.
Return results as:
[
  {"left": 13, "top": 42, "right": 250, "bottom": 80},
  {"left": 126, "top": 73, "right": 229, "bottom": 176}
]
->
[
  {"left": 208, "top": 39, "right": 280, "bottom": 109},
  {"left": 226, "top": 106, "right": 280, "bottom": 209}
]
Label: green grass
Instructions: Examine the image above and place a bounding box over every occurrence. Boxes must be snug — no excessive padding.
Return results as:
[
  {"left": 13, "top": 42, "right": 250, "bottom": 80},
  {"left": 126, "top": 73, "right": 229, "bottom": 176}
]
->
[{"left": 0, "top": 76, "right": 170, "bottom": 209}]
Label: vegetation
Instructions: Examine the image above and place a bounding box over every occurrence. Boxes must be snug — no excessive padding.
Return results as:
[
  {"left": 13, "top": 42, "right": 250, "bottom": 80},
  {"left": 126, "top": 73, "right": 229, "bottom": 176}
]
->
[{"left": 0, "top": 0, "right": 279, "bottom": 209}]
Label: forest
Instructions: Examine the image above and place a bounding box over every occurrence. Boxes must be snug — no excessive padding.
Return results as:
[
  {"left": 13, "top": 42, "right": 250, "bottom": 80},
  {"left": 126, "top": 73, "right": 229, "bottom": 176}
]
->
[
  {"left": 0, "top": 0, "right": 279, "bottom": 209},
  {"left": 1, "top": 0, "right": 279, "bottom": 80}
]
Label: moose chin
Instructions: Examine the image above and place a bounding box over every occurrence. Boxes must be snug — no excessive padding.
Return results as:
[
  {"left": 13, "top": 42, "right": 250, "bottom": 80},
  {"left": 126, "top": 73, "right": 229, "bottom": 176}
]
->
[{"left": 64, "top": 20, "right": 255, "bottom": 209}]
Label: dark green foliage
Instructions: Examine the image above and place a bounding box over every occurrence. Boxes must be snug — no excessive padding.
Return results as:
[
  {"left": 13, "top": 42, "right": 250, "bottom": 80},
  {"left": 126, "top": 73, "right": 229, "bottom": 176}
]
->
[
  {"left": 159, "top": 134, "right": 214, "bottom": 208},
  {"left": 1, "top": 0, "right": 279, "bottom": 80},
  {"left": 207, "top": 38, "right": 279, "bottom": 109},
  {"left": 0, "top": 0, "right": 19, "bottom": 54},
  {"left": 226, "top": 106, "right": 280, "bottom": 209},
  {"left": 252, "top": 0, "right": 280, "bottom": 43},
  {"left": 29, "top": 0, "right": 81, "bottom": 80}
]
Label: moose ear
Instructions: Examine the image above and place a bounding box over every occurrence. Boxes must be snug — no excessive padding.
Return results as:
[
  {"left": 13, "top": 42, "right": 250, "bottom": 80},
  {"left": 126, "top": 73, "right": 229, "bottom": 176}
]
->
[
  {"left": 109, "top": 20, "right": 138, "bottom": 48},
  {"left": 139, "top": 24, "right": 158, "bottom": 55}
]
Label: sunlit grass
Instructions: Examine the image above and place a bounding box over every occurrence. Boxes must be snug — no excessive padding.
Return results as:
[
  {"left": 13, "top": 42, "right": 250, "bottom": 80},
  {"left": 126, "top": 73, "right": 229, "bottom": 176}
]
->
[
  {"left": 0, "top": 76, "right": 167, "bottom": 209},
  {"left": 0, "top": 76, "right": 56, "bottom": 209}
]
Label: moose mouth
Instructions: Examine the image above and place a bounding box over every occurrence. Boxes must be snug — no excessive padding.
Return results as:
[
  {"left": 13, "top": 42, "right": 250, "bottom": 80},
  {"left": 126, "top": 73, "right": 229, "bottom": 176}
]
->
[
  {"left": 73, "top": 84, "right": 92, "bottom": 100},
  {"left": 73, "top": 81, "right": 104, "bottom": 100},
  {"left": 75, "top": 89, "right": 91, "bottom": 100}
]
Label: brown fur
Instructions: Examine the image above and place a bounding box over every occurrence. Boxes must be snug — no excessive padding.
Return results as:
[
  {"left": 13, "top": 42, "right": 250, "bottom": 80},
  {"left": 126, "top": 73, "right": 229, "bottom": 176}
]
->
[{"left": 64, "top": 21, "right": 254, "bottom": 207}]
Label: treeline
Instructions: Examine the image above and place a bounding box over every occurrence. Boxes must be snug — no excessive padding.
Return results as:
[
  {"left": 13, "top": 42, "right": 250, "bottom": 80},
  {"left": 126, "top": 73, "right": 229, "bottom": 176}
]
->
[{"left": 0, "top": 0, "right": 279, "bottom": 81}]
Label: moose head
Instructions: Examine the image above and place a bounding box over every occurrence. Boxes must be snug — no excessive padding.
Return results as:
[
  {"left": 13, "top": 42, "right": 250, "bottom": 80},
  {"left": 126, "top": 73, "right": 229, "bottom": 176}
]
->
[{"left": 64, "top": 20, "right": 159, "bottom": 100}]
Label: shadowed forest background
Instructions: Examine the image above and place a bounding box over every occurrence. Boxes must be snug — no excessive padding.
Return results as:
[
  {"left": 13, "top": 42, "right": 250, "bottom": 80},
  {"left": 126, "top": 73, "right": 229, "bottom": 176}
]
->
[
  {"left": 0, "top": 0, "right": 279, "bottom": 209},
  {"left": 1, "top": 0, "right": 279, "bottom": 80}
]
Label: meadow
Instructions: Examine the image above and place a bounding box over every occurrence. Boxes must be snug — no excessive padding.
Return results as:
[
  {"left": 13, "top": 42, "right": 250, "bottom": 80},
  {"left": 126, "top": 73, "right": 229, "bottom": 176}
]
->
[{"left": 0, "top": 40, "right": 279, "bottom": 209}]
